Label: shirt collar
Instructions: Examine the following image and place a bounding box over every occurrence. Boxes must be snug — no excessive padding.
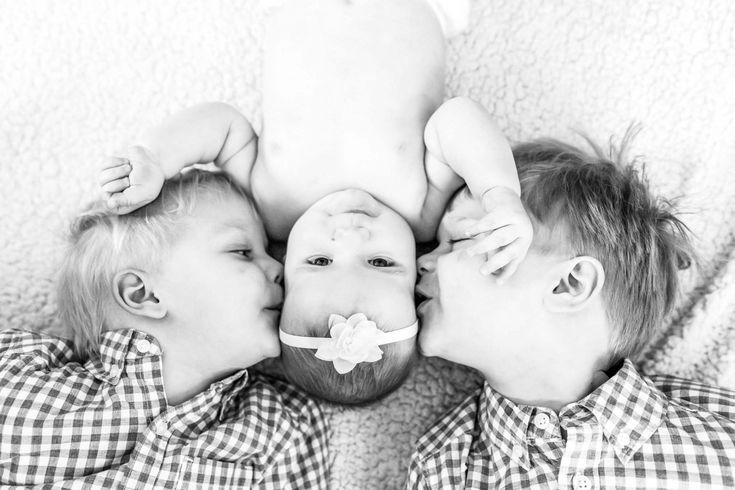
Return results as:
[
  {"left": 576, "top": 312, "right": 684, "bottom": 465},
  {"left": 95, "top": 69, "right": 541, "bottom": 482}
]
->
[
  {"left": 477, "top": 359, "right": 667, "bottom": 467},
  {"left": 85, "top": 329, "right": 161, "bottom": 384},
  {"left": 572, "top": 358, "right": 667, "bottom": 463},
  {"left": 478, "top": 383, "right": 535, "bottom": 469}
]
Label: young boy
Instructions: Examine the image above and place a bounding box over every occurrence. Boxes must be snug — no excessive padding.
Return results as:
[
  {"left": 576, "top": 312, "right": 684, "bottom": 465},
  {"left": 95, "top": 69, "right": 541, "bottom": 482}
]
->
[
  {"left": 408, "top": 137, "right": 735, "bottom": 489},
  {"left": 97, "top": 0, "right": 532, "bottom": 404},
  {"left": 0, "top": 170, "right": 329, "bottom": 488}
]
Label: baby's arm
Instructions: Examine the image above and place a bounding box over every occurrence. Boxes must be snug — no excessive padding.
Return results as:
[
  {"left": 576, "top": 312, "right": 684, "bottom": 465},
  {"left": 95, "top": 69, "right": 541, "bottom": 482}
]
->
[
  {"left": 423, "top": 97, "right": 532, "bottom": 282},
  {"left": 99, "top": 103, "right": 257, "bottom": 214}
]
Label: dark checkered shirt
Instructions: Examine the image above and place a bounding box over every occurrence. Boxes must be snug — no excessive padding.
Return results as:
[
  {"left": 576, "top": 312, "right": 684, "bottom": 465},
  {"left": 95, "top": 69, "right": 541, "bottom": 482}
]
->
[
  {"left": 0, "top": 329, "right": 329, "bottom": 489},
  {"left": 407, "top": 359, "right": 735, "bottom": 489}
]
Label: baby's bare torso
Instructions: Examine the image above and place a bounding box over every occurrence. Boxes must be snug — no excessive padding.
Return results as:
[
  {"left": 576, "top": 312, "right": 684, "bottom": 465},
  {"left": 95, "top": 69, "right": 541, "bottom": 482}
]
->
[{"left": 251, "top": 0, "right": 446, "bottom": 241}]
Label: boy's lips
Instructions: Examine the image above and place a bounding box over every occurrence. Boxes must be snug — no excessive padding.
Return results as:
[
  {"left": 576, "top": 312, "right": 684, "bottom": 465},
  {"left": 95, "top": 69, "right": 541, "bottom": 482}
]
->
[{"left": 414, "top": 283, "right": 433, "bottom": 307}]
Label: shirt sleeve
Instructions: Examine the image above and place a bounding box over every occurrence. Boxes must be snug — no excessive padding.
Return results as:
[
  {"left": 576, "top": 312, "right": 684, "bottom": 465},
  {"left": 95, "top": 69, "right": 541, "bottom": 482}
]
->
[{"left": 0, "top": 328, "right": 76, "bottom": 370}]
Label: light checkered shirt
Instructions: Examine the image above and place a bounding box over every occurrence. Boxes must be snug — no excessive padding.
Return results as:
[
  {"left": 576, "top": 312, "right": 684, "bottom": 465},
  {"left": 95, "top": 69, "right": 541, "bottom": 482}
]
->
[
  {"left": 407, "top": 359, "right": 735, "bottom": 489},
  {"left": 0, "top": 328, "right": 329, "bottom": 489}
]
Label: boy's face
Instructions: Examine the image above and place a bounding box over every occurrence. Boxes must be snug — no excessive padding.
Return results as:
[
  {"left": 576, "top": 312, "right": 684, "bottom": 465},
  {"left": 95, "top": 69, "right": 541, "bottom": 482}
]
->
[
  {"left": 153, "top": 191, "right": 283, "bottom": 369},
  {"left": 416, "top": 190, "right": 565, "bottom": 380},
  {"left": 284, "top": 190, "right": 417, "bottom": 324}
]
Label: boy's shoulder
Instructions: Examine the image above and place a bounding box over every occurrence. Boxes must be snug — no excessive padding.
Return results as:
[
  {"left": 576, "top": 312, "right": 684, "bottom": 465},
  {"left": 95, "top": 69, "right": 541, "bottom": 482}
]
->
[
  {"left": 246, "top": 372, "right": 327, "bottom": 421},
  {"left": 222, "top": 371, "right": 329, "bottom": 442},
  {"left": 0, "top": 328, "right": 77, "bottom": 368},
  {"left": 413, "top": 386, "right": 484, "bottom": 461},
  {"left": 648, "top": 372, "right": 735, "bottom": 420}
]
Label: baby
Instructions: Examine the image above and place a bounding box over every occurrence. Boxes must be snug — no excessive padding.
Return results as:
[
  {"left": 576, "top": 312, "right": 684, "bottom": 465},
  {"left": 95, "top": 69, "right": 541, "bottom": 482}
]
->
[
  {"left": 408, "top": 136, "right": 735, "bottom": 488},
  {"left": 1, "top": 170, "right": 328, "bottom": 488},
  {"left": 99, "top": 0, "right": 532, "bottom": 404}
]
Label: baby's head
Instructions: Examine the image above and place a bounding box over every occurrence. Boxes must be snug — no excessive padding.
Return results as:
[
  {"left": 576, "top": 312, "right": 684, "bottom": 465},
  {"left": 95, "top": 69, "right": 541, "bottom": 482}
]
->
[
  {"left": 417, "top": 134, "right": 694, "bottom": 386},
  {"left": 58, "top": 170, "right": 283, "bottom": 368},
  {"left": 279, "top": 189, "right": 419, "bottom": 404}
]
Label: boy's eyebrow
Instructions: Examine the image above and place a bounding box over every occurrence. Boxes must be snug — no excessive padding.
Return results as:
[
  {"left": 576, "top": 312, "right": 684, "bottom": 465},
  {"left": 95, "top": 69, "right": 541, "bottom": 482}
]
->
[{"left": 212, "top": 219, "right": 254, "bottom": 234}]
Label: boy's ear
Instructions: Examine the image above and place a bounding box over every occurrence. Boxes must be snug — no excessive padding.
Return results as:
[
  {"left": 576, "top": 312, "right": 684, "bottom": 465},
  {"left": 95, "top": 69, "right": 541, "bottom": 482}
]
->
[
  {"left": 544, "top": 256, "right": 605, "bottom": 313},
  {"left": 112, "top": 270, "right": 167, "bottom": 319}
]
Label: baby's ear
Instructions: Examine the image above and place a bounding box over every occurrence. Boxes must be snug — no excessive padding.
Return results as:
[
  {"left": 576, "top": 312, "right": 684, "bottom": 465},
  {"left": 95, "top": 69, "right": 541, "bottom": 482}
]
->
[
  {"left": 543, "top": 256, "right": 605, "bottom": 313},
  {"left": 112, "top": 270, "right": 167, "bottom": 319}
]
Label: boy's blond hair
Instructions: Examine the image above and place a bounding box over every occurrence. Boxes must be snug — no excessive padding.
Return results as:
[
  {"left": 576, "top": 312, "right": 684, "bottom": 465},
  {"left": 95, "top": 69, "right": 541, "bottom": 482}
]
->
[
  {"left": 512, "top": 133, "right": 694, "bottom": 361},
  {"left": 57, "top": 170, "right": 248, "bottom": 361}
]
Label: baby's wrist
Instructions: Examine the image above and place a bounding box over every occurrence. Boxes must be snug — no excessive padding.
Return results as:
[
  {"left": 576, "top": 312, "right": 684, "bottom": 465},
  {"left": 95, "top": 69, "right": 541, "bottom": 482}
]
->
[{"left": 480, "top": 185, "right": 520, "bottom": 208}]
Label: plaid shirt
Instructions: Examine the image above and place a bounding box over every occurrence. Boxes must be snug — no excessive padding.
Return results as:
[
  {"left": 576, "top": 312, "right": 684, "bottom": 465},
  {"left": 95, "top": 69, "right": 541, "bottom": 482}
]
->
[
  {"left": 0, "top": 328, "right": 329, "bottom": 489},
  {"left": 407, "top": 359, "right": 735, "bottom": 489}
]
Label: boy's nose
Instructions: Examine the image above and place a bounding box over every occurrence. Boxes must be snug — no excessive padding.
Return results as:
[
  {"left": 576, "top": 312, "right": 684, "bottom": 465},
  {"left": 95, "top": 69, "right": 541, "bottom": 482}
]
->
[
  {"left": 417, "top": 252, "right": 437, "bottom": 275},
  {"left": 263, "top": 256, "right": 283, "bottom": 284}
]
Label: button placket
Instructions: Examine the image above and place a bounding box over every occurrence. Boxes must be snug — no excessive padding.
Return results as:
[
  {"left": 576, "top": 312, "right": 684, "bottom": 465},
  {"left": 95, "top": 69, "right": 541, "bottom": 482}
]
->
[
  {"left": 533, "top": 412, "right": 551, "bottom": 430},
  {"left": 572, "top": 472, "right": 592, "bottom": 490}
]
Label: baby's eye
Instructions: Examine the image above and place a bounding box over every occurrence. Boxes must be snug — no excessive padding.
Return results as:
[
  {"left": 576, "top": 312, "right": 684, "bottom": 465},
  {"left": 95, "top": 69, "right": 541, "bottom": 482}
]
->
[
  {"left": 307, "top": 256, "right": 332, "bottom": 266},
  {"left": 368, "top": 257, "right": 394, "bottom": 267}
]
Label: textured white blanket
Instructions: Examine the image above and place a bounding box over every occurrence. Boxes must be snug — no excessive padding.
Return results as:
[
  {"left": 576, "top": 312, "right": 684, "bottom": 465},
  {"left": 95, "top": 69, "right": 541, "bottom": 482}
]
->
[{"left": 1, "top": 1, "right": 734, "bottom": 488}]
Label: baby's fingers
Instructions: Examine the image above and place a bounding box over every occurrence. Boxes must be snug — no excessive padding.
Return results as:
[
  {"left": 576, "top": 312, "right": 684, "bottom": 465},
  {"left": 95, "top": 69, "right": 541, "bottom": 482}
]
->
[
  {"left": 493, "top": 257, "right": 522, "bottom": 284},
  {"left": 479, "top": 248, "right": 514, "bottom": 277},
  {"left": 479, "top": 241, "right": 526, "bottom": 283},
  {"left": 101, "top": 177, "right": 131, "bottom": 194},
  {"left": 466, "top": 226, "right": 518, "bottom": 256},
  {"left": 106, "top": 186, "right": 152, "bottom": 215},
  {"left": 98, "top": 162, "right": 132, "bottom": 185},
  {"left": 99, "top": 156, "right": 130, "bottom": 171}
]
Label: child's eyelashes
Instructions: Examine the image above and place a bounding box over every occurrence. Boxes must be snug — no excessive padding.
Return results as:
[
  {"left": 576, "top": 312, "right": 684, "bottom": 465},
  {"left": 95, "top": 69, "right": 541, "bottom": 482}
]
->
[
  {"left": 231, "top": 249, "right": 253, "bottom": 259},
  {"left": 368, "top": 257, "right": 394, "bottom": 267},
  {"left": 305, "top": 256, "right": 395, "bottom": 267},
  {"left": 307, "top": 256, "right": 332, "bottom": 266},
  {"left": 448, "top": 237, "right": 470, "bottom": 246}
]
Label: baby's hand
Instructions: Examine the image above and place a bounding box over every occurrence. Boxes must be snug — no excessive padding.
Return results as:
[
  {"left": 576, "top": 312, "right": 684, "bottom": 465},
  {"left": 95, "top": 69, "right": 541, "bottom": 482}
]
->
[
  {"left": 98, "top": 146, "right": 165, "bottom": 214},
  {"left": 463, "top": 186, "right": 533, "bottom": 284}
]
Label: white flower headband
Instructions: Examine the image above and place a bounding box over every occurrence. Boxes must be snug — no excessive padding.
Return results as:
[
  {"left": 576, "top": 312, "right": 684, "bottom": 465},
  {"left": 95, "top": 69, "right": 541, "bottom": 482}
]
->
[{"left": 279, "top": 313, "right": 419, "bottom": 374}]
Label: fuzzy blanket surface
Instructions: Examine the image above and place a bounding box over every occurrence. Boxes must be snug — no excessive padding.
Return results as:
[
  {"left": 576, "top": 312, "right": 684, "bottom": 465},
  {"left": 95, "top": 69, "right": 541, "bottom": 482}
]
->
[{"left": 1, "top": 1, "right": 734, "bottom": 488}]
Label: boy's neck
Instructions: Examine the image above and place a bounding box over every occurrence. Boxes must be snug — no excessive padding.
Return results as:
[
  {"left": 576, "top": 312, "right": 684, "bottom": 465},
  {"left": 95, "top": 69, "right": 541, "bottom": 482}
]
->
[
  {"left": 483, "top": 368, "right": 610, "bottom": 413},
  {"left": 162, "top": 357, "right": 240, "bottom": 406},
  {"left": 147, "top": 330, "right": 246, "bottom": 406}
]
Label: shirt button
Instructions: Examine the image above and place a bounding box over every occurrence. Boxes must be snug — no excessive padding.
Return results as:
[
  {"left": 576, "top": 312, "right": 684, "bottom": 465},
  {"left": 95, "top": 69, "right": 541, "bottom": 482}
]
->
[
  {"left": 533, "top": 412, "right": 551, "bottom": 430},
  {"left": 153, "top": 419, "right": 169, "bottom": 437},
  {"left": 511, "top": 444, "right": 524, "bottom": 459},
  {"left": 617, "top": 432, "right": 630, "bottom": 446},
  {"left": 572, "top": 473, "right": 592, "bottom": 490},
  {"left": 108, "top": 365, "right": 121, "bottom": 378},
  {"left": 135, "top": 339, "right": 152, "bottom": 354}
]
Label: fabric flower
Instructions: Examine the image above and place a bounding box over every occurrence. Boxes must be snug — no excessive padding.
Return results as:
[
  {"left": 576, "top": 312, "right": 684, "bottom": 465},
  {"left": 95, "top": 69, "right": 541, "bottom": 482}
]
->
[{"left": 315, "top": 313, "right": 384, "bottom": 374}]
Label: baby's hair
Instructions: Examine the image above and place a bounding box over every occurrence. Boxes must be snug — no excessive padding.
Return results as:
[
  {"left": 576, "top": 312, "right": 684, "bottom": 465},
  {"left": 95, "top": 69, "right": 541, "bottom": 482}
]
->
[
  {"left": 280, "top": 311, "right": 418, "bottom": 405},
  {"left": 57, "top": 169, "right": 249, "bottom": 361},
  {"left": 512, "top": 130, "right": 694, "bottom": 361}
]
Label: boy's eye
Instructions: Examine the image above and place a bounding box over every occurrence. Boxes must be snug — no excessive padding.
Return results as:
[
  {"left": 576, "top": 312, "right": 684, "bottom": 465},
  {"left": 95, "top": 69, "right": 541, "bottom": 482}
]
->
[
  {"left": 233, "top": 249, "right": 253, "bottom": 258},
  {"left": 368, "top": 257, "right": 394, "bottom": 267},
  {"left": 307, "top": 256, "right": 332, "bottom": 266},
  {"left": 448, "top": 237, "right": 471, "bottom": 250}
]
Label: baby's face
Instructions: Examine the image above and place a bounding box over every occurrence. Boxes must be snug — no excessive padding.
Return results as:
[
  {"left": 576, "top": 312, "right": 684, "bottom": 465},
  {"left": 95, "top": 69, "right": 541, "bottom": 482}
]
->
[
  {"left": 153, "top": 191, "right": 283, "bottom": 368},
  {"left": 284, "top": 189, "right": 417, "bottom": 322}
]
